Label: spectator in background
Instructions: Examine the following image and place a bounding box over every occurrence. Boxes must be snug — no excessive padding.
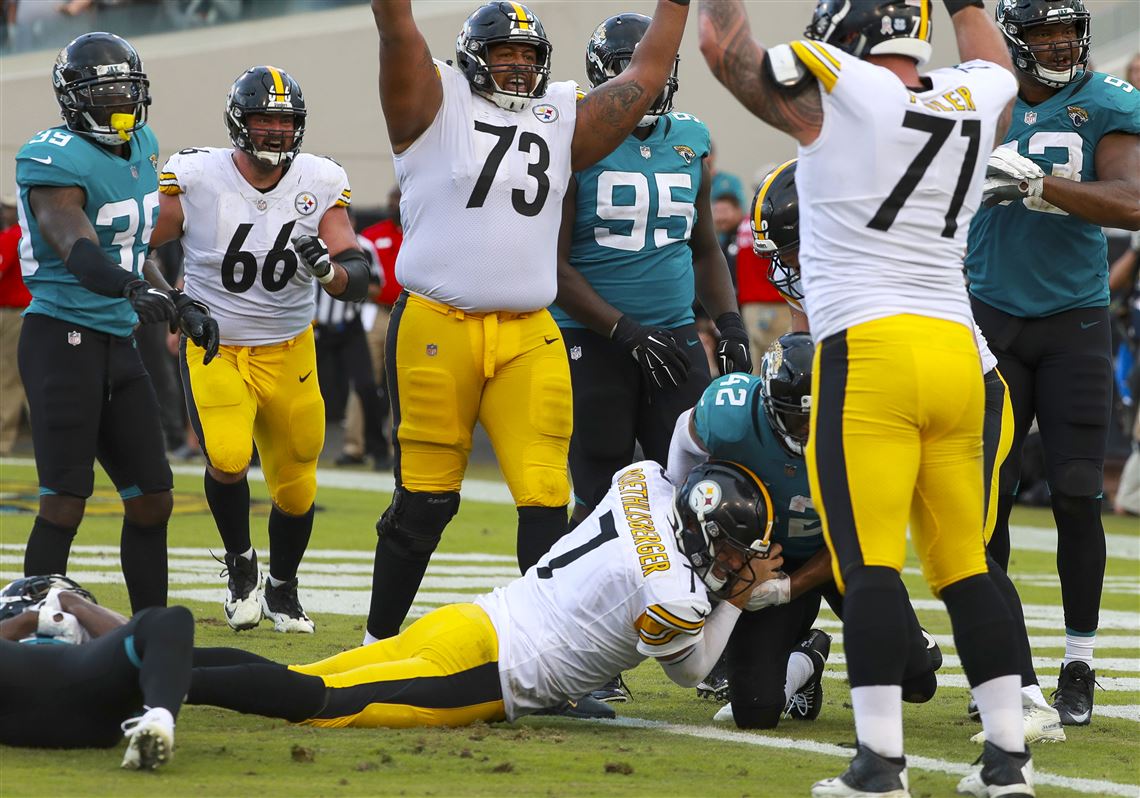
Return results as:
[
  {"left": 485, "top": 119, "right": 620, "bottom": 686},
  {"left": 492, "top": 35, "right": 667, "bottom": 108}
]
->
[
  {"left": 0, "top": 196, "right": 30, "bottom": 456},
  {"left": 707, "top": 140, "right": 748, "bottom": 213},
  {"left": 343, "top": 187, "right": 403, "bottom": 471}
]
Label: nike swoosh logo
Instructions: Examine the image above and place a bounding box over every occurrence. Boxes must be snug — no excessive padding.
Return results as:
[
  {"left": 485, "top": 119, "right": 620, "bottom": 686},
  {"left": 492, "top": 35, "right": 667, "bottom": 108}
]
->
[
  {"left": 30, "top": 156, "right": 52, "bottom": 165},
  {"left": 1080, "top": 321, "right": 1100, "bottom": 330},
  {"left": 299, "top": 370, "right": 313, "bottom": 383},
  {"left": 1064, "top": 708, "right": 1091, "bottom": 723},
  {"left": 544, "top": 336, "right": 558, "bottom": 345},
  {"left": 686, "top": 339, "right": 699, "bottom": 347}
]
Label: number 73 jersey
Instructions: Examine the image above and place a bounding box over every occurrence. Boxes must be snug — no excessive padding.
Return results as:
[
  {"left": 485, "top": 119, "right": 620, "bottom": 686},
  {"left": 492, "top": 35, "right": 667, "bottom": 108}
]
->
[
  {"left": 789, "top": 40, "right": 1017, "bottom": 343},
  {"left": 159, "top": 147, "right": 351, "bottom": 346}
]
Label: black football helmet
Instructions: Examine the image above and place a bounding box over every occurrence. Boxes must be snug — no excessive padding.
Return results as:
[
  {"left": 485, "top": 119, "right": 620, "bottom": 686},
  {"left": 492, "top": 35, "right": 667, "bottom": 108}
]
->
[
  {"left": 586, "top": 13, "right": 679, "bottom": 126},
  {"left": 225, "top": 65, "right": 307, "bottom": 167},
  {"left": 456, "top": 2, "right": 552, "bottom": 112},
  {"left": 751, "top": 159, "right": 803, "bottom": 308},
  {"left": 52, "top": 32, "right": 150, "bottom": 146},
  {"left": 996, "top": 0, "right": 1090, "bottom": 88},
  {"left": 0, "top": 574, "right": 97, "bottom": 621},
  {"left": 805, "top": 0, "right": 933, "bottom": 65},
  {"left": 675, "top": 461, "right": 776, "bottom": 600},
  {"left": 760, "top": 332, "right": 814, "bottom": 457}
]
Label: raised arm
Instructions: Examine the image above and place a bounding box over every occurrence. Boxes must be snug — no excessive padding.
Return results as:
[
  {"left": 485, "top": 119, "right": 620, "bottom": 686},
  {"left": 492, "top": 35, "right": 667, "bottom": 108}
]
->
[
  {"left": 372, "top": 0, "right": 443, "bottom": 154},
  {"left": 697, "top": 0, "right": 822, "bottom": 145},
  {"left": 945, "top": 1, "right": 1015, "bottom": 140},
  {"left": 571, "top": 0, "right": 690, "bottom": 171}
]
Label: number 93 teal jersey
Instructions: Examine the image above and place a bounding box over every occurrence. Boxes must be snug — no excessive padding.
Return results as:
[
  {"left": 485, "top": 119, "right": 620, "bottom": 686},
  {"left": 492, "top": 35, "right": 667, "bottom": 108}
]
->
[
  {"left": 551, "top": 112, "right": 710, "bottom": 329},
  {"left": 15, "top": 124, "right": 160, "bottom": 337},
  {"left": 966, "top": 72, "right": 1140, "bottom": 317},
  {"left": 692, "top": 373, "right": 822, "bottom": 560}
]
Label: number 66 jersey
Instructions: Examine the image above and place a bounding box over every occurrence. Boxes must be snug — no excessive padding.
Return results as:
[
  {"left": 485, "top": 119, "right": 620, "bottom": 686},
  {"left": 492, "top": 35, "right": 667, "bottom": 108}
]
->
[{"left": 158, "top": 148, "right": 351, "bottom": 345}]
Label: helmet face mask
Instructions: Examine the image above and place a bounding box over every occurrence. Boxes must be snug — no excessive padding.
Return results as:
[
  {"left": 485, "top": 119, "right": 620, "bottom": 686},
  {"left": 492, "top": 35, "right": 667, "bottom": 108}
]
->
[
  {"left": 996, "top": 0, "right": 1090, "bottom": 88},
  {"left": 805, "top": 0, "right": 934, "bottom": 65},
  {"left": 586, "top": 13, "right": 679, "bottom": 127},
  {"left": 456, "top": 2, "right": 552, "bottom": 113},
  {"left": 760, "top": 332, "right": 815, "bottom": 457},
  {"left": 674, "top": 462, "right": 776, "bottom": 601},
  {"left": 226, "top": 66, "right": 307, "bottom": 168},
  {"left": 0, "top": 574, "right": 97, "bottom": 621},
  {"left": 52, "top": 32, "right": 150, "bottom": 146}
]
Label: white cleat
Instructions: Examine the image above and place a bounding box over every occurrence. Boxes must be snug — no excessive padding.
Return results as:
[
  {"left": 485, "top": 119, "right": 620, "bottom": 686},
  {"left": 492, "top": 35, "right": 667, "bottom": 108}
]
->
[
  {"left": 120, "top": 707, "right": 175, "bottom": 771},
  {"left": 221, "top": 551, "right": 262, "bottom": 631},
  {"left": 712, "top": 701, "right": 734, "bottom": 723},
  {"left": 261, "top": 577, "right": 315, "bottom": 634},
  {"left": 970, "top": 699, "right": 1066, "bottom": 745}
]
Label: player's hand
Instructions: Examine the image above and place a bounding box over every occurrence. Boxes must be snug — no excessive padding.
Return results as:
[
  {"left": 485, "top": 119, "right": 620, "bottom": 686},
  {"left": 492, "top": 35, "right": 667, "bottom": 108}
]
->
[
  {"left": 171, "top": 291, "right": 220, "bottom": 366},
  {"left": 982, "top": 148, "right": 1044, "bottom": 207},
  {"left": 744, "top": 571, "right": 791, "bottom": 611},
  {"left": 292, "top": 234, "right": 334, "bottom": 284},
  {"left": 122, "top": 279, "right": 177, "bottom": 325},
  {"left": 715, "top": 312, "right": 752, "bottom": 376},
  {"left": 611, "top": 315, "right": 689, "bottom": 389}
]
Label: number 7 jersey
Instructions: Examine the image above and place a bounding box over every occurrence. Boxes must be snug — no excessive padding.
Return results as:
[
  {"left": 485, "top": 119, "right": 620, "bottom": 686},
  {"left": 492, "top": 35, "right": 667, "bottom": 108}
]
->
[
  {"left": 159, "top": 148, "right": 351, "bottom": 346},
  {"left": 789, "top": 41, "right": 1016, "bottom": 343}
]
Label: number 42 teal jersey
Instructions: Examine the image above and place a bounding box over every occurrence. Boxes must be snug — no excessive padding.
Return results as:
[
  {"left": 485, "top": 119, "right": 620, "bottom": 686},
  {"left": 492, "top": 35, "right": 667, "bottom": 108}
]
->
[
  {"left": 966, "top": 72, "right": 1140, "bottom": 318},
  {"left": 551, "top": 112, "right": 710, "bottom": 329},
  {"left": 16, "top": 124, "right": 160, "bottom": 337}
]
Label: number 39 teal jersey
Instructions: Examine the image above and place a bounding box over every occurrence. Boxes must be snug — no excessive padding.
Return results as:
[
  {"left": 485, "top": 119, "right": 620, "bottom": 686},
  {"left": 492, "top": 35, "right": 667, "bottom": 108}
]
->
[
  {"left": 966, "top": 72, "right": 1140, "bottom": 318},
  {"left": 550, "top": 112, "right": 710, "bottom": 329},
  {"left": 16, "top": 124, "right": 160, "bottom": 337}
]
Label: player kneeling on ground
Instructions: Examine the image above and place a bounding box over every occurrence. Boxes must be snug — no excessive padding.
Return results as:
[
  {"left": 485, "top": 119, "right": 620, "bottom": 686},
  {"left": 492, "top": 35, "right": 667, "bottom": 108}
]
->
[{"left": 188, "top": 461, "right": 784, "bottom": 727}]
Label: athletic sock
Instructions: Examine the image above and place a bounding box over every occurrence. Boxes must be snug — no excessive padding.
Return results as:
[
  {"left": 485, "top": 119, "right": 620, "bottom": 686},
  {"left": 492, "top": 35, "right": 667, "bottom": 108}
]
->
[
  {"left": 516, "top": 505, "right": 568, "bottom": 574},
  {"left": 1022, "top": 683, "right": 1049, "bottom": 709},
  {"left": 134, "top": 606, "right": 194, "bottom": 716},
  {"left": 121, "top": 518, "right": 169, "bottom": 612},
  {"left": 783, "top": 651, "right": 814, "bottom": 703},
  {"left": 1063, "top": 631, "right": 1096, "bottom": 666},
  {"left": 23, "top": 516, "right": 77, "bottom": 575},
  {"left": 267, "top": 504, "right": 315, "bottom": 583},
  {"left": 203, "top": 472, "right": 251, "bottom": 555},
  {"left": 851, "top": 685, "right": 904, "bottom": 758},
  {"left": 973, "top": 674, "right": 1025, "bottom": 753}
]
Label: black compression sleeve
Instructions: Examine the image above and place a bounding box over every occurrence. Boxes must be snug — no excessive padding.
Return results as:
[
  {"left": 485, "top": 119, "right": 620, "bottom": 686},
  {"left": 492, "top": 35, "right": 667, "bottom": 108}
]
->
[
  {"left": 64, "top": 238, "right": 135, "bottom": 298},
  {"left": 333, "top": 249, "right": 372, "bottom": 303}
]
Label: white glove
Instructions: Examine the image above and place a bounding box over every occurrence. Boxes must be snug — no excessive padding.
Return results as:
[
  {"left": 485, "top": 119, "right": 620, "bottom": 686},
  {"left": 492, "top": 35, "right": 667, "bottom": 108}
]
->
[
  {"left": 35, "top": 605, "right": 90, "bottom": 645},
  {"left": 987, "top": 147, "right": 1046, "bottom": 181},
  {"left": 744, "top": 571, "right": 791, "bottom": 611},
  {"left": 982, "top": 148, "right": 1045, "bottom": 207}
]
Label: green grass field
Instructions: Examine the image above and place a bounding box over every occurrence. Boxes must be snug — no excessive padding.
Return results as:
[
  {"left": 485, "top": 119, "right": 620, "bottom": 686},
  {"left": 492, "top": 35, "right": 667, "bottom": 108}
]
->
[{"left": 0, "top": 459, "right": 1136, "bottom": 798}]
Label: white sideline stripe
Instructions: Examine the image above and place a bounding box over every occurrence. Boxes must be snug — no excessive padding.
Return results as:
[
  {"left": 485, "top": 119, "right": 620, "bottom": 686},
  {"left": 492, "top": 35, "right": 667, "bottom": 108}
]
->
[
  {"left": 1098, "top": 705, "right": 1140, "bottom": 722},
  {"left": 807, "top": 621, "right": 1140, "bottom": 651},
  {"left": 826, "top": 652, "right": 1140, "bottom": 676},
  {"left": 0, "top": 543, "right": 516, "bottom": 564},
  {"left": 606, "top": 718, "right": 1140, "bottom": 797},
  {"left": 816, "top": 669, "right": 1140, "bottom": 694}
]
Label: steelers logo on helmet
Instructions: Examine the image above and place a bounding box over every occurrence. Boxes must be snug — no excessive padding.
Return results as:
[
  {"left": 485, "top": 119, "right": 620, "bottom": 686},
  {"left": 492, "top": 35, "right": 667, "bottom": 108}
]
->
[{"left": 688, "top": 480, "right": 723, "bottom": 524}]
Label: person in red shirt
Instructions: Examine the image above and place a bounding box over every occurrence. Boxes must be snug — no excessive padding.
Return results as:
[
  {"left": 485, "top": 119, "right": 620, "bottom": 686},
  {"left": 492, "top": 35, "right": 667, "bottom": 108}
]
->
[
  {"left": 341, "top": 187, "right": 404, "bottom": 469},
  {"left": 734, "top": 213, "right": 789, "bottom": 373},
  {"left": 0, "top": 196, "right": 32, "bottom": 455}
]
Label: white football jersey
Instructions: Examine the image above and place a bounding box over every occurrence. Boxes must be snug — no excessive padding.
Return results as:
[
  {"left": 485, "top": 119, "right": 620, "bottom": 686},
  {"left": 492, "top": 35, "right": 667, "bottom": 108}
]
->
[
  {"left": 790, "top": 41, "right": 1016, "bottom": 343},
  {"left": 475, "top": 461, "right": 710, "bottom": 720},
  {"left": 393, "top": 60, "right": 577, "bottom": 312},
  {"left": 159, "top": 148, "right": 351, "bottom": 346}
]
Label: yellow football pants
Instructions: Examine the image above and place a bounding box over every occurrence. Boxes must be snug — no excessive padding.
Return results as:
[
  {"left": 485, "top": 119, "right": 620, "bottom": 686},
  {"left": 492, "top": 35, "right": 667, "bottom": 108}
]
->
[
  {"left": 290, "top": 603, "right": 505, "bottom": 728},
  {"left": 387, "top": 292, "right": 571, "bottom": 506},
  {"left": 806, "top": 315, "right": 989, "bottom": 595}
]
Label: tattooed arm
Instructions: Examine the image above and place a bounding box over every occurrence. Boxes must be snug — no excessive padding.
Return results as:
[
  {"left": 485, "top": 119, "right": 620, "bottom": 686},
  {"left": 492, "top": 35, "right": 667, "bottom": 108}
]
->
[
  {"left": 697, "top": 0, "right": 822, "bottom": 145},
  {"left": 372, "top": 0, "right": 443, "bottom": 153},
  {"left": 571, "top": 0, "right": 690, "bottom": 171}
]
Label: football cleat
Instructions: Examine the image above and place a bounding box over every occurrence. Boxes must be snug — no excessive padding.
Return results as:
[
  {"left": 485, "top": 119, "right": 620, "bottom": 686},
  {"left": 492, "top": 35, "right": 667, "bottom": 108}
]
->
[
  {"left": 712, "top": 701, "right": 734, "bottom": 723},
  {"left": 697, "top": 654, "right": 731, "bottom": 702},
  {"left": 1051, "top": 661, "right": 1095, "bottom": 726},
  {"left": 812, "top": 744, "right": 910, "bottom": 798},
  {"left": 957, "top": 741, "right": 1035, "bottom": 797},
  {"left": 261, "top": 577, "right": 315, "bottom": 633},
  {"left": 590, "top": 674, "right": 632, "bottom": 704},
  {"left": 220, "top": 550, "right": 262, "bottom": 631},
  {"left": 970, "top": 696, "right": 1066, "bottom": 745},
  {"left": 533, "top": 695, "right": 616, "bottom": 720},
  {"left": 120, "top": 707, "right": 174, "bottom": 771},
  {"left": 786, "top": 628, "right": 831, "bottom": 721}
]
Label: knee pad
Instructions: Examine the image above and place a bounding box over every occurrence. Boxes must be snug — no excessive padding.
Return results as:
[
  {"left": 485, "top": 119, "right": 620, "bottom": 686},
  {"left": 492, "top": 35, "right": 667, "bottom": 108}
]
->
[
  {"left": 730, "top": 699, "right": 784, "bottom": 730},
  {"left": 376, "top": 487, "right": 460, "bottom": 560},
  {"left": 901, "top": 669, "right": 937, "bottom": 703},
  {"left": 271, "top": 470, "right": 318, "bottom": 516},
  {"left": 1050, "top": 461, "right": 1102, "bottom": 499}
]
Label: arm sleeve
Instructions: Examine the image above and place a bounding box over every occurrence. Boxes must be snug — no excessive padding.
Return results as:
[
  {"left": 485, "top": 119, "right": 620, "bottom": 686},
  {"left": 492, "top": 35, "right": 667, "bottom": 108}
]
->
[
  {"left": 666, "top": 408, "right": 708, "bottom": 485},
  {"left": 656, "top": 601, "right": 742, "bottom": 688}
]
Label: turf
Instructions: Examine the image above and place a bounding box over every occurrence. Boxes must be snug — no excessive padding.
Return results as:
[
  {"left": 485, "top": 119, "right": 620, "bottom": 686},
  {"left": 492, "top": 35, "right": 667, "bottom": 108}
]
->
[{"left": 0, "top": 461, "right": 1136, "bottom": 797}]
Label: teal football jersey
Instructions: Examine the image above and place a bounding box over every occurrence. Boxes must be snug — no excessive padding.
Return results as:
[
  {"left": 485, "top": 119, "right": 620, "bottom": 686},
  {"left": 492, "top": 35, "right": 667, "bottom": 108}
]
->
[
  {"left": 16, "top": 125, "right": 161, "bottom": 337},
  {"left": 692, "top": 373, "right": 822, "bottom": 560},
  {"left": 966, "top": 72, "right": 1140, "bottom": 317},
  {"left": 551, "top": 112, "right": 710, "bottom": 329}
]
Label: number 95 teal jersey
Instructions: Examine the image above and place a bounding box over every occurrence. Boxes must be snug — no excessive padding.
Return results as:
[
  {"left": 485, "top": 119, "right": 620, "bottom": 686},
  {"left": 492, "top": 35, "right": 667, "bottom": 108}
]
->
[
  {"left": 966, "top": 72, "right": 1140, "bottom": 318},
  {"left": 551, "top": 112, "right": 710, "bottom": 329},
  {"left": 15, "top": 124, "right": 160, "bottom": 337}
]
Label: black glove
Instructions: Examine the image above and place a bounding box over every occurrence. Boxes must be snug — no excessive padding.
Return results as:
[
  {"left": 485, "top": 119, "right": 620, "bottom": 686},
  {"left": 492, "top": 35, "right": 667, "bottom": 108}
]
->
[
  {"left": 611, "top": 315, "right": 689, "bottom": 389},
  {"left": 292, "top": 234, "right": 334, "bottom": 284},
  {"left": 172, "top": 290, "right": 220, "bottom": 366},
  {"left": 715, "top": 312, "right": 752, "bottom": 376},
  {"left": 122, "top": 279, "right": 177, "bottom": 325}
]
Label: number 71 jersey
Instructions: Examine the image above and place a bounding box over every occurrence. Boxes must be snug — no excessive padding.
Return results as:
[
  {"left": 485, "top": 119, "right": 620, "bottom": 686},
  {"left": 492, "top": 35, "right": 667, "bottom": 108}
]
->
[
  {"left": 159, "top": 147, "right": 351, "bottom": 346},
  {"left": 790, "top": 40, "right": 1016, "bottom": 343}
]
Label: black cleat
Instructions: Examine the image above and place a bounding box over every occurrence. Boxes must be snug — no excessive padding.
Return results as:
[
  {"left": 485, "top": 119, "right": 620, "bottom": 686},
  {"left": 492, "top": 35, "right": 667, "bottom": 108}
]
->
[
  {"left": 812, "top": 743, "right": 910, "bottom": 797},
  {"left": 260, "top": 577, "right": 315, "bottom": 633},
  {"left": 1051, "top": 661, "right": 1095, "bottom": 726},
  {"left": 786, "top": 628, "right": 831, "bottom": 721},
  {"left": 696, "top": 653, "right": 730, "bottom": 702},
  {"left": 590, "top": 674, "right": 632, "bottom": 704},
  {"left": 533, "top": 695, "right": 616, "bottom": 720},
  {"left": 957, "top": 740, "right": 1035, "bottom": 797}
]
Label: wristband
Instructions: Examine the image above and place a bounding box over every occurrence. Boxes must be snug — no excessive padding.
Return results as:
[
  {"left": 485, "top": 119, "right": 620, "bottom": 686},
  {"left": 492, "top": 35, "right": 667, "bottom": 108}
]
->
[{"left": 943, "top": 0, "right": 985, "bottom": 15}]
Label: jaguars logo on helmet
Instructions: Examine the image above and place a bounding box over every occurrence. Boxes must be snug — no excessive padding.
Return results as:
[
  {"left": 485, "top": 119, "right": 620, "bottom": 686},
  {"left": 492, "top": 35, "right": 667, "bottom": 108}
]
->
[
  {"left": 805, "top": 0, "right": 934, "bottom": 65},
  {"left": 225, "top": 65, "right": 307, "bottom": 167},
  {"left": 455, "top": 2, "right": 552, "bottom": 113},
  {"left": 674, "top": 461, "right": 776, "bottom": 600},
  {"left": 996, "top": 0, "right": 1090, "bottom": 88},
  {"left": 751, "top": 159, "right": 803, "bottom": 307},
  {"left": 760, "top": 332, "right": 814, "bottom": 457},
  {"left": 52, "top": 32, "right": 151, "bottom": 146},
  {"left": 586, "top": 13, "right": 680, "bottom": 127}
]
